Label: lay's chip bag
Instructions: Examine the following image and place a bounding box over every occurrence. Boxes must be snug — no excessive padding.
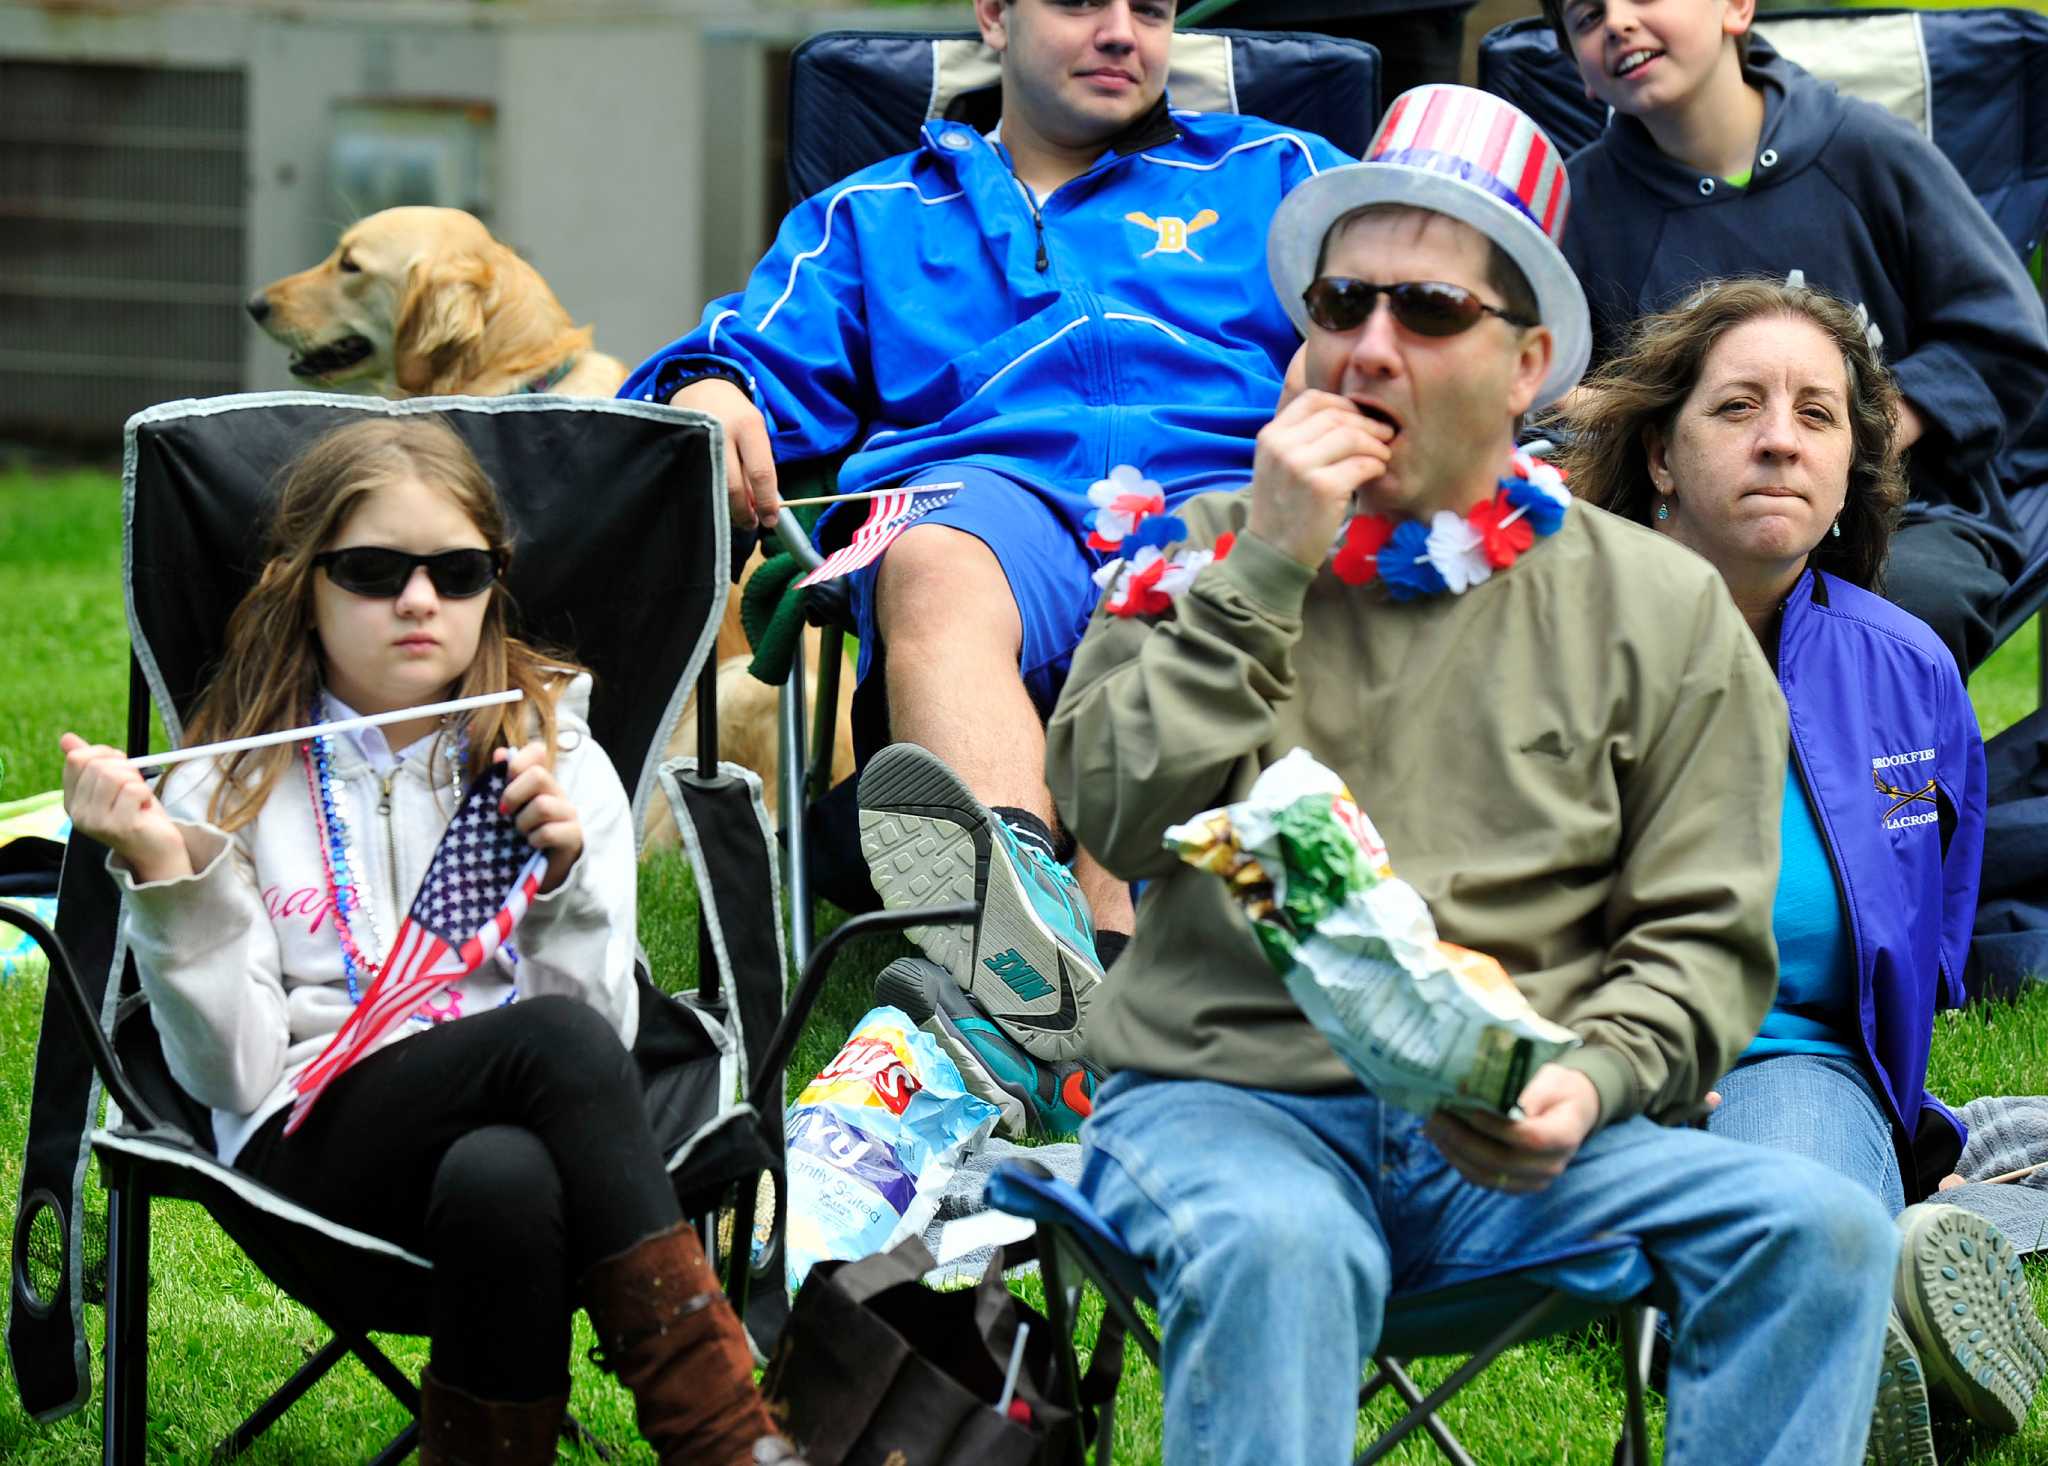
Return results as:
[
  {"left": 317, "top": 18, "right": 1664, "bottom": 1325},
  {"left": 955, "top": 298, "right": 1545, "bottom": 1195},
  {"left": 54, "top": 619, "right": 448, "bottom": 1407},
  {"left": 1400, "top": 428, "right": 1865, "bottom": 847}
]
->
[{"left": 784, "top": 1005, "right": 1000, "bottom": 1296}]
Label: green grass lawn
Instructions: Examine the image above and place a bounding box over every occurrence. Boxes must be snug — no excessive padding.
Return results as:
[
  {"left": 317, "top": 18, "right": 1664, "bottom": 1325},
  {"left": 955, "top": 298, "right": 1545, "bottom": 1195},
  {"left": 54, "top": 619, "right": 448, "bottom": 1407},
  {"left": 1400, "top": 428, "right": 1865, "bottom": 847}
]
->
[{"left": 2, "top": 466, "right": 2045, "bottom": 1462}]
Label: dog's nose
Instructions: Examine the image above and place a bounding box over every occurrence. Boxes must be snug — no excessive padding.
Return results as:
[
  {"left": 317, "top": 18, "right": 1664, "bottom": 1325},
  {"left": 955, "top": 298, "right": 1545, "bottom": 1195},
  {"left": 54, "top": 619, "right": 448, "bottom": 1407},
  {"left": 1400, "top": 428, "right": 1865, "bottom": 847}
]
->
[{"left": 245, "top": 291, "right": 271, "bottom": 324}]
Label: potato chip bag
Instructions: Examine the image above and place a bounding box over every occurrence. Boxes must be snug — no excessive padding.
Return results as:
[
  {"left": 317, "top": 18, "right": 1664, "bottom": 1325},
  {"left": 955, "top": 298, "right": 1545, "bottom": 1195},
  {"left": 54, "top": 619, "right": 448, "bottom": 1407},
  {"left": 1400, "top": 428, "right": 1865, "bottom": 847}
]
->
[
  {"left": 1165, "top": 749, "right": 1579, "bottom": 1117},
  {"left": 784, "top": 1006, "right": 1000, "bottom": 1295}
]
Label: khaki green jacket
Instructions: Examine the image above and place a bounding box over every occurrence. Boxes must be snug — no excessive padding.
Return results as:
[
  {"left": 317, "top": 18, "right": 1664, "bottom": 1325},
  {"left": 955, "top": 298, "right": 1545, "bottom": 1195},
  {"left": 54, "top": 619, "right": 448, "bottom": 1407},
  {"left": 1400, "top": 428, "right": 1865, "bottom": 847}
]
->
[{"left": 1048, "top": 493, "right": 1788, "bottom": 1128}]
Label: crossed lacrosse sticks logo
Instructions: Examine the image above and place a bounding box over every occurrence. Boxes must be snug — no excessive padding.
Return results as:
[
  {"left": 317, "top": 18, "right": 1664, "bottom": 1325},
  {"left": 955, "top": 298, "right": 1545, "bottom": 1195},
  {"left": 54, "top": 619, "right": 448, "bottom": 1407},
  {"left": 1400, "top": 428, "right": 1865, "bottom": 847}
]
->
[{"left": 1872, "top": 769, "right": 1939, "bottom": 821}]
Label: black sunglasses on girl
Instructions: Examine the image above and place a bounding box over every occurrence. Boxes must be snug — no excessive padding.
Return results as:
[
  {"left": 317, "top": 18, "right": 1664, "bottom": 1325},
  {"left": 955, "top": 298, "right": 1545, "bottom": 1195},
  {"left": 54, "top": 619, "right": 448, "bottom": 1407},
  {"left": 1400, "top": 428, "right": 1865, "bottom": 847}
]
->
[
  {"left": 1302, "top": 278, "right": 1536, "bottom": 337},
  {"left": 313, "top": 546, "right": 501, "bottom": 599}
]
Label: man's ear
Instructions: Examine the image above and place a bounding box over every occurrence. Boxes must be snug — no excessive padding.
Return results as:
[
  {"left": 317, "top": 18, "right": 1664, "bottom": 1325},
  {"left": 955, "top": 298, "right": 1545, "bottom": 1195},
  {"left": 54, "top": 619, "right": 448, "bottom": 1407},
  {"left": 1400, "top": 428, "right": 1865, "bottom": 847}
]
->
[
  {"left": 393, "top": 254, "right": 488, "bottom": 394},
  {"left": 976, "top": 0, "right": 1010, "bottom": 54},
  {"left": 1722, "top": 0, "right": 1757, "bottom": 43},
  {"left": 1506, "top": 325, "right": 1555, "bottom": 421}
]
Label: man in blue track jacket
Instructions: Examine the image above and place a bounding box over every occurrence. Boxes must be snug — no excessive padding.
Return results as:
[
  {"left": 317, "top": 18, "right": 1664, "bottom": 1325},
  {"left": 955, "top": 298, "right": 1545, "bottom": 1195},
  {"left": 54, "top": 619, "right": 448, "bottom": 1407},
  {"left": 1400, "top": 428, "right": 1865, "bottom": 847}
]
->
[{"left": 623, "top": 0, "right": 1350, "bottom": 1131}]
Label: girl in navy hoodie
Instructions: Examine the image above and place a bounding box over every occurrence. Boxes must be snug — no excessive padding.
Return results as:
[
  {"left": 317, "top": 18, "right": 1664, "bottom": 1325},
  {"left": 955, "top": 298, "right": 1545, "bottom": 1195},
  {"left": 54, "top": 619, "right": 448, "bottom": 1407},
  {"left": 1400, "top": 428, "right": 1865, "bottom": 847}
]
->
[{"left": 1546, "top": 0, "right": 2048, "bottom": 674}]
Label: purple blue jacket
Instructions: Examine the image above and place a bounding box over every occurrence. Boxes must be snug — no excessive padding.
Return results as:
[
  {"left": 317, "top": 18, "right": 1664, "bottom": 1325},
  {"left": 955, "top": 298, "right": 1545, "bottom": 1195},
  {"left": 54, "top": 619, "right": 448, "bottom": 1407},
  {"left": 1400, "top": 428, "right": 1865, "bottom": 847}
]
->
[{"left": 1779, "top": 568, "right": 1987, "bottom": 1197}]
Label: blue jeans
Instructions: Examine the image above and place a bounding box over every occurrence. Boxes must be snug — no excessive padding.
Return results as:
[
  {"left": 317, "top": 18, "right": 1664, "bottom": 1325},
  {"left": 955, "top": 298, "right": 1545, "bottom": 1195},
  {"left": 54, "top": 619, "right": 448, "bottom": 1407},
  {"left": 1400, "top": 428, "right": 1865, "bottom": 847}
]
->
[
  {"left": 1708, "top": 1053, "right": 1908, "bottom": 1216},
  {"left": 1082, "top": 1073, "right": 1898, "bottom": 1466}
]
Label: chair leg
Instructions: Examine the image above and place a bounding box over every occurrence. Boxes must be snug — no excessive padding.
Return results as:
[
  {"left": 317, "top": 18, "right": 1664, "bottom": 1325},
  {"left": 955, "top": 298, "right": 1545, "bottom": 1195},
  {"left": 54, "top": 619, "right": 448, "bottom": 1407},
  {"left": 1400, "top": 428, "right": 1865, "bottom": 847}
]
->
[
  {"left": 1615, "top": 1305, "right": 1654, "bottom": 1466},
  {"left": 1036, "top": 1231, "right": 1097, "bottom": 1465},
  {"left": 779, "top": 653, "right": 813, "bottom": 975},
  {"left": 364, "top": 1419, "right": 420, "bottom": 1466},
  {"left": 347, "top": 1331, "right": 422, "bottom": 1416},
  {"left": 1354, "top": 1291, "right": 1573, "bottom": 1466},
  {"left": 724, "top": 1176, "right": 759, "bottom": 1327},
  {"left": 1359, "top": 1358, "right": 1476, "bottom": 1466},
  {"left": 215, "top": 1335, "right": 351, "bottom": 1458},
  {"left": 561, "top": 1410, "right": 614, "bottom": 1462},
  {"left": 103, "top": 1171, "right": 150, "bottom": 1466},
  {"left": 806, "top": 627, "right": 844, "bottom": 808}
]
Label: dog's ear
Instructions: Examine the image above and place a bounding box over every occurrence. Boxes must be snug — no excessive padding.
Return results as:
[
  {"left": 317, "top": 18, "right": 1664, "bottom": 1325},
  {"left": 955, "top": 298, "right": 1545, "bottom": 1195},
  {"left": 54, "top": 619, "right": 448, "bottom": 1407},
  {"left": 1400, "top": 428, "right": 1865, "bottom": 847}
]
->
[{"left": 393, "top": 253, "right": 490, "bottom": 394}]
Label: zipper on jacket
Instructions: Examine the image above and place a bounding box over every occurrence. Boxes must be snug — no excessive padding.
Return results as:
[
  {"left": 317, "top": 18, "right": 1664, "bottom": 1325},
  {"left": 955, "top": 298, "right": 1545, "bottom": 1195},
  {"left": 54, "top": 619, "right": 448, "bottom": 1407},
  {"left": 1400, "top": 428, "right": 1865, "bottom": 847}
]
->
[
  {"left": 1785, "top": 728, "right": 1907, "bottom": 1147},
  {"left": 377, "top": 769, "right": 400, "bottom": 933},
  {"left": 1026, "top": 189, "right": 1049, "bottom": 272}
]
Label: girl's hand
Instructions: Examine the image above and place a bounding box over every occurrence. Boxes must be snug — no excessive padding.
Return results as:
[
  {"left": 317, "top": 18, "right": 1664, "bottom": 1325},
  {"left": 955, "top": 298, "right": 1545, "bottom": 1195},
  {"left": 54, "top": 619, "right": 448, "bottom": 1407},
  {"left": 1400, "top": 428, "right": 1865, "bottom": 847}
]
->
[
  {"left": 59, "top": 733, "right": 193, "bottom": 883},
  {"left": 496, "top": 742, "right": 582, "bottom": 893}
]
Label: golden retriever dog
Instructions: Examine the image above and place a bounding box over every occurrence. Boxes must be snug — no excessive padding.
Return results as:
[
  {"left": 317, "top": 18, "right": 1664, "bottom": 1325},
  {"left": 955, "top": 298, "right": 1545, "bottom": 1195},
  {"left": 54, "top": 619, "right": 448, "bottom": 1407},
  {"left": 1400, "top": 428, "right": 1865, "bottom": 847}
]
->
[
  {"left": 247, "top": 206, "right": 628, "bottom": 398},
  {"left": 250, "top": 205, "right": 854, "bottom": 841}
]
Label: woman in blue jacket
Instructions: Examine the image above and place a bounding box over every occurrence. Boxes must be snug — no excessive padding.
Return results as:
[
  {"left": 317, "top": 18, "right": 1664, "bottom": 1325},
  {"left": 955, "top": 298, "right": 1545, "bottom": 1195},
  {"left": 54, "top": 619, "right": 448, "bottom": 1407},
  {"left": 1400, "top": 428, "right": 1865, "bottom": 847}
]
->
[{"left": 1565, "top": 278, "right": 2044, "bottom": 1460}]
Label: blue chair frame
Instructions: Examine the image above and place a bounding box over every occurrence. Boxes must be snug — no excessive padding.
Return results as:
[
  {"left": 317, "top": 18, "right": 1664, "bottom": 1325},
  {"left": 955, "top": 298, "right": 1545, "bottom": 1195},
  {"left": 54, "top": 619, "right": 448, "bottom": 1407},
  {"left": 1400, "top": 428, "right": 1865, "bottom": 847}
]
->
[{"left": 986, "top": 1160, "right": 1655, "bottom": 1466}]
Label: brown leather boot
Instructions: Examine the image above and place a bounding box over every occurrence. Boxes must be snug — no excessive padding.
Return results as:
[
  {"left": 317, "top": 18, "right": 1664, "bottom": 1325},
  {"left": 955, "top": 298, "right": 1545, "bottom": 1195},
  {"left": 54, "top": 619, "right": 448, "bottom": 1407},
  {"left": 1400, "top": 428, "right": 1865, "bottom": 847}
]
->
[
  {"left": 579, "top": 1222, "right": 803, "bottom": 1466},
  {"left": 417, "top": 1367, "right": 567, "bottom": 1466}
]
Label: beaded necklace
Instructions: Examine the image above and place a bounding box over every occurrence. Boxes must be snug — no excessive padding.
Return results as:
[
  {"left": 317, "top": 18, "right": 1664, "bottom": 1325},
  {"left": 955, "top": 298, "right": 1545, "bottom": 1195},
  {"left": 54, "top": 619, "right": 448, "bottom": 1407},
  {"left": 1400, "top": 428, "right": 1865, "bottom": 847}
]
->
[{"left": 300, "top": 699, "right": 468, "bottom": 1003}]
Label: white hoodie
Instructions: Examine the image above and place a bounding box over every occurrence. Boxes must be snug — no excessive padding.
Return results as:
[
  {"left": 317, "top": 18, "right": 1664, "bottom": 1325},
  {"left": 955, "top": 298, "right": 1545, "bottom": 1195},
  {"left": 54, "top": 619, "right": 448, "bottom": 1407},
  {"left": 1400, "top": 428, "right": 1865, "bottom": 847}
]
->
[{"left": 112, "top": 673, "right": 638, "bottom": 1162}]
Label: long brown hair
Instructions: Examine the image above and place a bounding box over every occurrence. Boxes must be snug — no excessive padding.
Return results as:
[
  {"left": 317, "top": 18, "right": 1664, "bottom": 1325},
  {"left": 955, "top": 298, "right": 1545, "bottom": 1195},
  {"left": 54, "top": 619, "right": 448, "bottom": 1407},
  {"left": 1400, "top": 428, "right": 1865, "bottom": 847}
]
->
[
  {"left": 1559, "top": 277, "right": 1907, "bottom": 591},
  {"left": 178, "top": 416, "right": 584, "bottom": 830}
]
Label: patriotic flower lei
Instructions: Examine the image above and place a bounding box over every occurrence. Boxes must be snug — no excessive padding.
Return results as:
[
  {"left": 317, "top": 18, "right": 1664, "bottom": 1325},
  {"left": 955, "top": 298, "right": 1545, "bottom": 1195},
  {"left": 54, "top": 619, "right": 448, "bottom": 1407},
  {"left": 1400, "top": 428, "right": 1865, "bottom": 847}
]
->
[
  {"left": 300, "top": 702, "right": 468, "bottom": 1012},
  {"left": 1332, "top": 450, "right": 1570, "bottom": 600},
  {"left": 1086, "top": 465, "right": 1238, "bottom": 617},
  {"left": 1084, "top": 451, "right": 1569, "bottom": 617}
]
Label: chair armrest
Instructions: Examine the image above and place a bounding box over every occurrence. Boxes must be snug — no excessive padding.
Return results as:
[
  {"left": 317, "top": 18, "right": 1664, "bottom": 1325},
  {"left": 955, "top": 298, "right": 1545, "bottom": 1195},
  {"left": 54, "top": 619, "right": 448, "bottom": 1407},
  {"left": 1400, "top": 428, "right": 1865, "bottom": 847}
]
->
[{"left": 0, "top": 900, "right": 165, "bottom": 1133}]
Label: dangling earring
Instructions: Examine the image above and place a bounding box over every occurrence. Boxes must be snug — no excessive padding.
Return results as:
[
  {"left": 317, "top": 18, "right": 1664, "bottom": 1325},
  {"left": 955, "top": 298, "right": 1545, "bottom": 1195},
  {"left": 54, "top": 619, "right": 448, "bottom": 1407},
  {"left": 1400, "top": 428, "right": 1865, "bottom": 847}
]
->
[
  {"left": 1655, "top": 499, "right": 1671, "bottom": 522},
  {"left": 1831, "top": 517, "right": 1842, "bottom": 538}
]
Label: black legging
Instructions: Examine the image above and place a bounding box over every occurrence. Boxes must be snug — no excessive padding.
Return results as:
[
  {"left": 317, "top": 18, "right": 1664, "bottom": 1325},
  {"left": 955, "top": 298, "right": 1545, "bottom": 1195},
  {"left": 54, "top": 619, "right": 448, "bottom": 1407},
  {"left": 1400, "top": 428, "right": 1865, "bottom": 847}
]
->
[{"left": 236, "top": 995, "right": 680, "bottom": 1400}]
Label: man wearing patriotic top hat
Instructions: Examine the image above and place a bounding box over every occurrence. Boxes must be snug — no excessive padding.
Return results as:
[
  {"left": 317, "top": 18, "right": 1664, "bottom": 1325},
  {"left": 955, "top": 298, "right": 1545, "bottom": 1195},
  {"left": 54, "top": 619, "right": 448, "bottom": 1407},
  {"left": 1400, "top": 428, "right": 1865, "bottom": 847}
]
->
[{"left": 1048, "top": 86, "right": 1898, "bottom": 1462}]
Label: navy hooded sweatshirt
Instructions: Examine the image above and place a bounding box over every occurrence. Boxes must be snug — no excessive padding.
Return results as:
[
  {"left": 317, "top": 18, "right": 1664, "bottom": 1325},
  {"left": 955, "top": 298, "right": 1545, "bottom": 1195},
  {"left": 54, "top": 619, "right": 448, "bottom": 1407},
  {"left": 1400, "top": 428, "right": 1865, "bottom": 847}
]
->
[{"left": 1561, "top": 40, "right": 2048, "bottom": 574}]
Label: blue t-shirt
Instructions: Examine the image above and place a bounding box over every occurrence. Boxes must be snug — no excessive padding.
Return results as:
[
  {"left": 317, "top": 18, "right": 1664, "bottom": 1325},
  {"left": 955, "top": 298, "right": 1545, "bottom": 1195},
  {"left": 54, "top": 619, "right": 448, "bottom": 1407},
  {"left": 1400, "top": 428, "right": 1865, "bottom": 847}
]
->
[{"left": 1743, "top": 763, "right": 1860, "bottom": 1062}]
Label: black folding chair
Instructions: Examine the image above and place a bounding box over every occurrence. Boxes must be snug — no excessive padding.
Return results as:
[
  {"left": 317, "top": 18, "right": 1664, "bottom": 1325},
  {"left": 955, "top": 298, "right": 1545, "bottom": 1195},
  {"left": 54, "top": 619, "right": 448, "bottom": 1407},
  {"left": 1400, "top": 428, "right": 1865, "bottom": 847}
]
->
[
  {"left": 759, "top": 26, "right": 1384, "bottom": 969},
  {"left": 4, "top": 392, "right": 790, "bottom": 1460}
]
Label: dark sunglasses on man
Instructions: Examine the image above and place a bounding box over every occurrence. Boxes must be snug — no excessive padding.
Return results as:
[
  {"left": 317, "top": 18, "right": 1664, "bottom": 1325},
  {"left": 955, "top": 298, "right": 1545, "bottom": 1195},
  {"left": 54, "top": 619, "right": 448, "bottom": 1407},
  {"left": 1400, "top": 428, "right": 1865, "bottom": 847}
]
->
[
  {"left": 1303, "top": 278, "right": 1535, "bottom": 337},
  {"left": 312, "top": 546, "right": 502, "bottom": 599}
]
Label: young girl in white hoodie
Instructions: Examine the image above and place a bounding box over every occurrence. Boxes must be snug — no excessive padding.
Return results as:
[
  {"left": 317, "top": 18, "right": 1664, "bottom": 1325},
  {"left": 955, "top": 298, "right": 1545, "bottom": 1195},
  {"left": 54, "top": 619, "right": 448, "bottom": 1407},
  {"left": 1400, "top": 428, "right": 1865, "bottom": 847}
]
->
[{"left": 58, "top": 417, "right": 799, "bottom": 1466}]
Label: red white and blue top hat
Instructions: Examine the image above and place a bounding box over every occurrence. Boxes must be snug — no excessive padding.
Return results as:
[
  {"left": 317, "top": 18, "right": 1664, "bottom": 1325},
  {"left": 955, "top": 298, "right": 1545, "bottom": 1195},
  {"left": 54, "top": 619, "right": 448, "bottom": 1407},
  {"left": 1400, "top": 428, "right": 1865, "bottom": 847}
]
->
[{"left": 1268, "top": 85, "right": 1591, "bottom": 408}]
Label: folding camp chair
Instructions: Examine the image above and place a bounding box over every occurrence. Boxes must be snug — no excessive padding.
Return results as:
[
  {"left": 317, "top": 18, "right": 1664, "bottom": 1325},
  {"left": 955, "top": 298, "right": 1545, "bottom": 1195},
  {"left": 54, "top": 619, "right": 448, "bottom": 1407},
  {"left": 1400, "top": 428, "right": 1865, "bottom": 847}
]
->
[
  {"left": 0, "top": 392, "right": 831, "bottom": 1460},
  {"left": 758, "top": 26, "right": 1384, "bottom": 969},
  {"left": 1479, "top": 5, "right": 2048, "bottom": 698},
  {"left": 985, "top": 1159, "right": 1656, "bottom": 1466}
]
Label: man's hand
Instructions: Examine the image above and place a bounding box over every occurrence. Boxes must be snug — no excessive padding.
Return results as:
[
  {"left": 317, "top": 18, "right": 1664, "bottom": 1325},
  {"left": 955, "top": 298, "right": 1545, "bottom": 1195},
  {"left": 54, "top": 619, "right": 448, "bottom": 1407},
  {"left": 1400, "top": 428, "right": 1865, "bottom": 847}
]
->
[
  {"left": 1246, "top": 390, "right": 1393, "bottom": 569},
  {"left": 671, "top": 377, "right": 781, "bottom": 532},
  {"left": 1423, "top": 1064, "right": 1602, "bottom": 1194},
  {"left": 1277, "top": 344, "right": 1309, "bottom": 413},
  {"left": 497, "top": 742, "right": 583, "bottom": 894},
  {"left": 59, "top": 733, "right": 193, "bottom": 884}
]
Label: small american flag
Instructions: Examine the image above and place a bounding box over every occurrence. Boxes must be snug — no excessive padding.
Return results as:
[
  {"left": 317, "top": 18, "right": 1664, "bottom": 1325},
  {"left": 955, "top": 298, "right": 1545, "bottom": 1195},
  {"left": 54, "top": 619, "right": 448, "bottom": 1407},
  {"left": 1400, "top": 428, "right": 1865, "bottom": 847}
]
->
[
  {"left": 285, "top": 764, "right": 548, "bottom": 1134},
  {"left": 796, "top": 482, "right": 962, "bottom": 587}
]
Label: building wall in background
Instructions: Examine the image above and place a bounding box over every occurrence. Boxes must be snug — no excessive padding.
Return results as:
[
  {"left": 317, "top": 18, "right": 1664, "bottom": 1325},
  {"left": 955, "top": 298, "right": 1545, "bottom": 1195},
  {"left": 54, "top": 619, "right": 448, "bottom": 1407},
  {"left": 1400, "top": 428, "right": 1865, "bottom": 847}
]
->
[{"left": 0, "top": 2, "right": 722, "bottom": 445}]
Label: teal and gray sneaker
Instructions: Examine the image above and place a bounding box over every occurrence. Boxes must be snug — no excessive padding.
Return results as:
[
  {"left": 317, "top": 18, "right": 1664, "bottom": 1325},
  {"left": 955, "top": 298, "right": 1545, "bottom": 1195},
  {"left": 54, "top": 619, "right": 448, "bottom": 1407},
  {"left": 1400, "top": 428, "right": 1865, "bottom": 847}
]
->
[
  {"left": 858, "top": 742, "right": 1104, "bottom": 1062},
  {"left": 1866, "top": 1309, "right": 1936, "bottom": 1465},
  {"left": 874, "top": 956, "right": 1102, "bottom": 1140},
  {"left": 1892, "top": 1204, "right": 2045, "bottom": 1436}
]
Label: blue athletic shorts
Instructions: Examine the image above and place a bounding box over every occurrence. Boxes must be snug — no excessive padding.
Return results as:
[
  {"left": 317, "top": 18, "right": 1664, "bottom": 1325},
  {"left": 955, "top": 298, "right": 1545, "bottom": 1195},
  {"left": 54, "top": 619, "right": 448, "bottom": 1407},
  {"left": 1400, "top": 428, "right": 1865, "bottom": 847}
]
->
[{"left": 839, "top": 464, "right": 1110, "bottom": 762}]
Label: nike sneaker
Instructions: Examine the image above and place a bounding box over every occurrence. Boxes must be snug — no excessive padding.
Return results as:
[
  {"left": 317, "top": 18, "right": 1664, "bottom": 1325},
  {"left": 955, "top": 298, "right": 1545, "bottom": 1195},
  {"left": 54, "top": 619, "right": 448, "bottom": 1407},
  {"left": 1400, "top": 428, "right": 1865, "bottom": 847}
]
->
[
  {"left": 873, "top": 956, "right": 1102, "bottom": 1140},
  {"left": 858, "top": 742, "right": 1104, "bottom": 1061}
]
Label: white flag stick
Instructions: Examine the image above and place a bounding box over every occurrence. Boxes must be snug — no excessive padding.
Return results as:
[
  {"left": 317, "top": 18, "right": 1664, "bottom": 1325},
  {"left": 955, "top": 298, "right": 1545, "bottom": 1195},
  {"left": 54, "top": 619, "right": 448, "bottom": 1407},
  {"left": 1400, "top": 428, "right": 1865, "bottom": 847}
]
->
[
  {"left": 995, "top": 1323, "right": 1030, "bottom": 1417},
  {"left": 1982, "top": 1161, "right": 2044, "bottom": 1186},
  {"left": 125, "top": 689, "right": 524, "bottom": 772},
  {"left": 776, "top": 481, "right": 965, "bottom": 509}
]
